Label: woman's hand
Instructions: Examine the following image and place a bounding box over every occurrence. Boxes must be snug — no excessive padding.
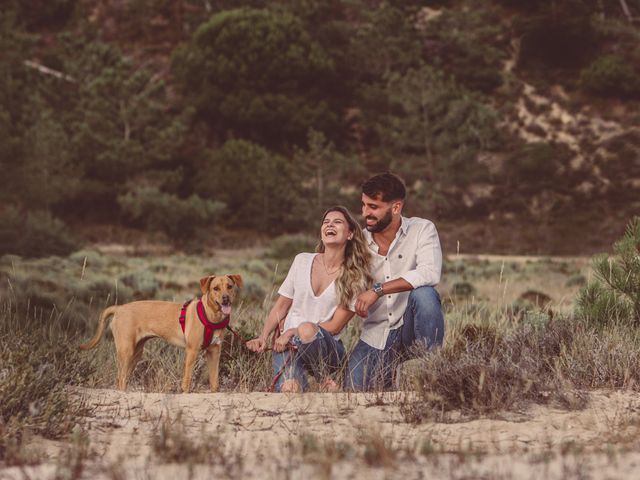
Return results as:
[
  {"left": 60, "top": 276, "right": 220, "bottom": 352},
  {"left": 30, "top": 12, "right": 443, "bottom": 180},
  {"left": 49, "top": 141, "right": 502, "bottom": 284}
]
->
[
  {"left": 246, "top": 337, "right": 267, "bottom": 352},
  {"left": 274, "top": 329, "right": 296, "bottom": 352}
]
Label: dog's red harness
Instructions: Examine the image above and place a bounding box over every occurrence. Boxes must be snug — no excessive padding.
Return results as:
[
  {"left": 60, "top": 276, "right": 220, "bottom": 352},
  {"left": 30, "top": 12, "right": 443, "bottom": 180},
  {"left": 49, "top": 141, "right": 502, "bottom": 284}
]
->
[{"left": 179, "top": 299, "right": 230, "bottom": 349}]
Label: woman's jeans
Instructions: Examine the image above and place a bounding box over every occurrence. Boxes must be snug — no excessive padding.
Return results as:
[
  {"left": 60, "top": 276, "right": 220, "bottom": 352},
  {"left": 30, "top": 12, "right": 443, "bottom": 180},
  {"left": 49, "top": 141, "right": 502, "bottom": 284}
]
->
[
  {"left": 272, "top": 326, "right": 345, "bottom": 392},
  {"left": 345, "top": 286, "right": 444, "bottom": 391}
]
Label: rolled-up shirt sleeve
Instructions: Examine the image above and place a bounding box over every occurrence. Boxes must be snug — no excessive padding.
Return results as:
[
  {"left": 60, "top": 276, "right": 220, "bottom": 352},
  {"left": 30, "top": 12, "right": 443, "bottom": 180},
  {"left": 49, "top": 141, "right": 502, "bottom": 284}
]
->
[{"left": 399, "top": 221, "right": 442, "bottom": 288}]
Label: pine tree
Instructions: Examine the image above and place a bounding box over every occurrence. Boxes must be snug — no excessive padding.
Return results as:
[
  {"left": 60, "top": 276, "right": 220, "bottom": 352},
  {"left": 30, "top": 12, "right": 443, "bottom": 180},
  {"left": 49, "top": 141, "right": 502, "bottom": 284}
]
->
[{"left": 576, "top": 217, "right": 640, "bottom": 326}]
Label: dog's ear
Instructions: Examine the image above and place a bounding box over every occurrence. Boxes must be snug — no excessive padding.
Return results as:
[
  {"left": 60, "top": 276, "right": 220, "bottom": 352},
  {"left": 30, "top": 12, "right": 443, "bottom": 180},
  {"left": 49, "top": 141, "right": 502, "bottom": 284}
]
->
[
  {"left": 199, "top": 275, "right": 215, "bottom": 294},
  {"left": 228, "top": 274, "right": 243, "bottom": 288}
]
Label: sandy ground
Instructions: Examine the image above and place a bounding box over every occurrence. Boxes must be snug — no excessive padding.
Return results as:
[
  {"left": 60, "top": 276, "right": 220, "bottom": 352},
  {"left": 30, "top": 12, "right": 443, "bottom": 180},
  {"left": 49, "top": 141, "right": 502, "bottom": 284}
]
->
[{"left": 3, "top": 388, "right": 640, "bottom": 479}]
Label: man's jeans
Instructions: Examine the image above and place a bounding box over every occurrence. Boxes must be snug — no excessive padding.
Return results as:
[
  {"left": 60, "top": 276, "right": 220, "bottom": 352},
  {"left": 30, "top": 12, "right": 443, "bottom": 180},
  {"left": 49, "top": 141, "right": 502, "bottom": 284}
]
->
[
  {"left": 345, "top": 286, "right": 444, "bottom": 391},
  {"left": 272, "top": 326, "right": 345, "bottom": 392}
]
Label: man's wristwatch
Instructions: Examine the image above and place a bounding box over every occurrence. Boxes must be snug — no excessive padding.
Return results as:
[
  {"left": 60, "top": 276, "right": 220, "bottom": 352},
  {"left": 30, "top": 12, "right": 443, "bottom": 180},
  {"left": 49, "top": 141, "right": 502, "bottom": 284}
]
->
[{"left": 372, "top": 282, "right": 384, "bottom": 297}]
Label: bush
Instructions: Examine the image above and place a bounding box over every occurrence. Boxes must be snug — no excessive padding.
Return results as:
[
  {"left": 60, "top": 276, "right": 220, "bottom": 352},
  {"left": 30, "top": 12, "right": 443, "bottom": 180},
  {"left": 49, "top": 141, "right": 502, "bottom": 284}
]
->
[
  {"left": 267, "top": 234, "right": 317, "bottom": 260},
  {"left": 507, "top": 142, "right": 558, "bottom": 184},
  {"left": 0, "top": 207, "right": 79, "bottom": 258},
  {"left": 576, "top": 217, "right": 640, "bottom": 326},
  {"left": 421, "top": 2, "right": 507, "bottom": 93},
  {"left": 171, "top": 7, "right": 339, "bottom": 147},
  {"left": 400, "top": 319, "right": 589, "bottom": 422},
  {"left": 580, "top": 54, "right": 640, "bottom": 97},
  {"left": 118, "top": 187, "right": 225, "bottom": 238},
  {"left": 119, "top": 270, "right": 159, "bottom": 298},
  {"left": 0, "top": 307, "right": 94, "bottom": 463},
  {"left": 194, "top": 140, "right": 303, "bottom": 233},
  {"left": 13, "top": 0, "right": 77, "bottom": 30},
  {"left": 512, "top": 1, "right": 602, "bottom": 69}
]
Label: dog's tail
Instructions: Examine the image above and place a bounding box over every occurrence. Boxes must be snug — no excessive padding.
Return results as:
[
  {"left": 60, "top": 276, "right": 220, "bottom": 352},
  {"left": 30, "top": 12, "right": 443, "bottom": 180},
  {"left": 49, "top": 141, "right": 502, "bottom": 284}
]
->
[{"left": 79, "top": 305, "right": 118, "bottom": 350}]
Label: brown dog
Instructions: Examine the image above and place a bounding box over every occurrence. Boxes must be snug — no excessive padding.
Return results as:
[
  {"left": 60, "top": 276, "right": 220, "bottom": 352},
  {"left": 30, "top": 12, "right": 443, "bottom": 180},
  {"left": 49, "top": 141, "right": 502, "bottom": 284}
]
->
[{"left": 79, "top": 274, "right": 243, "bottom": 392}]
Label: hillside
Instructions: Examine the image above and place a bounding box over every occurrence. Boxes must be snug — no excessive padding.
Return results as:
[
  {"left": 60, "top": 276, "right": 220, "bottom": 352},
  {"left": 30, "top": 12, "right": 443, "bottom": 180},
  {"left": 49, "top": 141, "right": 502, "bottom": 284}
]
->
[{"left": 1, "top": 0, "right": 639, "bottom": 256}]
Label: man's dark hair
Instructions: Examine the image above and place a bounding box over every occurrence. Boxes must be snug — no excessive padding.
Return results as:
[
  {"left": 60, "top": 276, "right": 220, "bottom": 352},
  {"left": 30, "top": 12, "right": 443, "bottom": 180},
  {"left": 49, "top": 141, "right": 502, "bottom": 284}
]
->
[{"left": 361, "top": 172, "right": 406, "bottom": 202}]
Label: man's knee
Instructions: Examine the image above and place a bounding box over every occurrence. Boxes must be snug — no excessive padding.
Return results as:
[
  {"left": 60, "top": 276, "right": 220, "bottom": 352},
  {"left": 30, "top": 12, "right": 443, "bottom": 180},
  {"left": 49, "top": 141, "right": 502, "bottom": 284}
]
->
[
  {"left": 297, "top": 322, "right": 319, "bottom": 343},
  {"left": 408, "top": 286, "right": 441, "bottom": 313}
]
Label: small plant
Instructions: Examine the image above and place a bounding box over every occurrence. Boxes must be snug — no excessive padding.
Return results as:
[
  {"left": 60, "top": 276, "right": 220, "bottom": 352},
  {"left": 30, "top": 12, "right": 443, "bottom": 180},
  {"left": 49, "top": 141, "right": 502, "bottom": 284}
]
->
[
  {"left": 451, "top": 281, "right": 477, "bottom": 299},
  {"left": 54, "top": 427, "right": 92, "bottom": 480},
  {"left": 151, "top": 411, "right": 243, "bottom": 472},
  {"left": 118, "top": 186, "right": 225, "bottom": 239},
  {"left": 0, "top": 207, "right": 79, "bottom": 258},
  {"left": 360, "top": 429, "right": 396, "bottom": 467},
  {"left": 576, "top": 217, "right": 640, "bottom": 327},
  {"left": 0, "top": 303, "right": 93, "bottom": 465},
  {"left": 580, "top": 54, "right": 640, "bottom": 97},
  {"left": 267, "top": 234, "right": 317, "bottom": 260},
  {"left": 399, "top": 319, "right": 589, "bottom": 422}
]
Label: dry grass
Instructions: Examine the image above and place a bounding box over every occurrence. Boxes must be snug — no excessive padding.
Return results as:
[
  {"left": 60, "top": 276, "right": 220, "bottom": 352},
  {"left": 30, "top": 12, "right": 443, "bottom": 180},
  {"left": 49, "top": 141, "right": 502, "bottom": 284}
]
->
[
  {"left": 2, "top": 246, "right": 639, "bottom": 477},
  {"left": 0, "top": 302, "right": 93, "bottom": 466}
]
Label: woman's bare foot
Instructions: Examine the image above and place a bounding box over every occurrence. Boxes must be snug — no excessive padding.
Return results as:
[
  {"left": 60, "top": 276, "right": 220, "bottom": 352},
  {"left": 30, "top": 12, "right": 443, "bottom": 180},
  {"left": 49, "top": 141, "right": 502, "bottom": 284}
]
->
[
  {"left": 280, "top": 379, "right": 302, "bottom": 393},
  {"left": 319, "top": 378, "right": 340, "bottom": 393}
]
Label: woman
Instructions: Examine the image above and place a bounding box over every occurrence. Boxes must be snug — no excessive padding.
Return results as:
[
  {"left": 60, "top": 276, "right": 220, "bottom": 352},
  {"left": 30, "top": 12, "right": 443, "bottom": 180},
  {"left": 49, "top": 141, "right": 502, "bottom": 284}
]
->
[{"left": 247, "top": 206, "right": 372, "bottom": 392}]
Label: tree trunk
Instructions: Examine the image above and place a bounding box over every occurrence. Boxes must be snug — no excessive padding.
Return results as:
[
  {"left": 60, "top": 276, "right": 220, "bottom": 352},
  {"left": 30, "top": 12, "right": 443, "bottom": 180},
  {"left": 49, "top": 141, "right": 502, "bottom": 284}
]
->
[{"left": 619, "top": 0, "right": 633, "bottom": 22}]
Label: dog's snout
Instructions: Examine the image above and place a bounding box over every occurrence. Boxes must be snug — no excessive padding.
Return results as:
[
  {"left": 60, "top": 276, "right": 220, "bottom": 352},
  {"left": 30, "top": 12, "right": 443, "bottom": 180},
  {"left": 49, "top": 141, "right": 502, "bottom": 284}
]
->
[{"left": 222, "top": 294, "right": 230, "bottom": 304}]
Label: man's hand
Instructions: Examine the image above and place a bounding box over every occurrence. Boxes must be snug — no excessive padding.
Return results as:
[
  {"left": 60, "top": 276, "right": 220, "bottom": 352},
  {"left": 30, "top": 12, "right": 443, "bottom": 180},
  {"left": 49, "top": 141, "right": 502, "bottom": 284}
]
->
[
  {"left": 355, "top": 290, "right": 379, "bottom": 317},
  {"left": 246, "top": 337, "right": 266, "bottom": 352}
]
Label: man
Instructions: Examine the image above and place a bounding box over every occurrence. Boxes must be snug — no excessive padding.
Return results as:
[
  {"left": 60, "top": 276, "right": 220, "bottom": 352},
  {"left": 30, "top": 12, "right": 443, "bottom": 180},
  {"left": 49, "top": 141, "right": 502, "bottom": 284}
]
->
[{"left": 346, "top": 172, "right": 444, "bottom": 391}]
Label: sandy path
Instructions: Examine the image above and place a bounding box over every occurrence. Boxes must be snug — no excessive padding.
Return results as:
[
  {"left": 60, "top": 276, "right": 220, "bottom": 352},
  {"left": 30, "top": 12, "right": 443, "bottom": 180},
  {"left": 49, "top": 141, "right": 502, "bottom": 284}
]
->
[{"left": 4, "top": 388, "right": 640, "bottom": 479}]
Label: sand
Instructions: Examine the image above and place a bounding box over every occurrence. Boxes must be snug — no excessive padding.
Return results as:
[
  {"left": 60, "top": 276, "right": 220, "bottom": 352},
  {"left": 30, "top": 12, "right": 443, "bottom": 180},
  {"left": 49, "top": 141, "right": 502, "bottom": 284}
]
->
[{"left": 3, "top": 388, "right": 640, "bottom": 479}]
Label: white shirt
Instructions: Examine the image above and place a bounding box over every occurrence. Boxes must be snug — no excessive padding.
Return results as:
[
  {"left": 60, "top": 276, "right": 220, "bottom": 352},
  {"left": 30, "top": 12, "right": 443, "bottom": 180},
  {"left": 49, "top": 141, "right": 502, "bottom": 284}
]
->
[
  {"left": 361, "top": 216, "right": 442, "bottom": 349},
  {"left": 278, "top": 253, "right": 354, "bottom": 339}
]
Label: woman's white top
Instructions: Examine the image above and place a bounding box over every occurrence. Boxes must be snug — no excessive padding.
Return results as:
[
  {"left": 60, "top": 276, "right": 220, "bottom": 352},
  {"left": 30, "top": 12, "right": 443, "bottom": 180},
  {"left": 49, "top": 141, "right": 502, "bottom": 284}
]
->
[{"left": 278, "top": 253, "right": 355, "bottom": 339}]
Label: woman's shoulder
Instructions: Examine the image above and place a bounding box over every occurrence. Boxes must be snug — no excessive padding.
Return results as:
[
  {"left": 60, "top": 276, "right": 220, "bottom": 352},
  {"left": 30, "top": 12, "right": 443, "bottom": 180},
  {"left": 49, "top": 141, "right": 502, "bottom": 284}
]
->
[
  {"left": 293, "top": 252, "right": 316, "bottom": 262},
  {"left": 290, "top": 252, "right": 316, "bottom": 269}
]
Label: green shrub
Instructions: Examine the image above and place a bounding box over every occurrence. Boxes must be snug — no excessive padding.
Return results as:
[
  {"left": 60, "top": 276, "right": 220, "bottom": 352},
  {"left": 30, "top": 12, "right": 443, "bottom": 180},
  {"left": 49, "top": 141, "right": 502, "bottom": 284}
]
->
[
  {"left": 118, "top": 186, "right": 225, "bottom": 238},
  {"left": 0, "top": 207, "right": 79, "bottom": 258},
  {"left": 119, "top": 270, "right": 160, "bottom": 298},
  {"left": 566, "top": 274, "right": 587, "bottom": 288},
  {"left": 377, "top": 65, "right": 500, "bottom": 208},
  {"left": 511, "top": 1, "right": 602, "bottom": 69},
  {"left": 421, "top": 2, "right": 507, "bottom": 93},
  {"left": 194, "top": 140, "right": 303, "bottom": 232},
  {"left": 400, "top": 319, "right": 589, "bottom": 422},
  {"left": 450, "top": 281, "right": 477, "bottom": 298},
  {"left": 580, "top": 54, "right": 640, "bottom": 97},
  {"left": 171, "top": 7, "right": 339, "bottom": 147},
  {"left": 267, "top": 234, "right": 317, "bottom": 260},
  {"left": 0, "top": 308, "right": 94, "bottom": 463},
  {"left": 575, "top": 217, "right": 640, "bottom": 326}
]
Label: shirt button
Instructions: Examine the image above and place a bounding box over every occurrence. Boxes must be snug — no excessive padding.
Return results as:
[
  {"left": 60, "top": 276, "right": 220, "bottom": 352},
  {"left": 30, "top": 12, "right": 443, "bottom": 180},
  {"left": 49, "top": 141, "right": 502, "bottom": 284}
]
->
[
  {"left": 388, "top": 313, "right": 392, "bottom": 316},
  {"left": 388, "top": 295, "right": 391, "bottom": 299}
]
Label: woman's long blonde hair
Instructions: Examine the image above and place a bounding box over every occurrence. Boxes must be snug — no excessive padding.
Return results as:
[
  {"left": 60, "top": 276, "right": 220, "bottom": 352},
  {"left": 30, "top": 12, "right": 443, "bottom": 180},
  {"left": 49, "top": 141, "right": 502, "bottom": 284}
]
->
[{"left": 316, "top": 206, "right": 373, "bottom": 309}]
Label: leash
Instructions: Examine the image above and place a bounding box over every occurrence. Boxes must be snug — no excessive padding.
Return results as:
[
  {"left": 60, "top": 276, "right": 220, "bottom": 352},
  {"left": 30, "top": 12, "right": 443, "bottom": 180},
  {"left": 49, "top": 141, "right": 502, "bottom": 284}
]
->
[
  {"left": 226, "top": 324, "right": 297, "bottom": 392},
  {"left": 179, "top": 300, "right": 296, "bottom": 392},
  {"left": 269, "top": 348, "right": 295, "bottom": 393}
]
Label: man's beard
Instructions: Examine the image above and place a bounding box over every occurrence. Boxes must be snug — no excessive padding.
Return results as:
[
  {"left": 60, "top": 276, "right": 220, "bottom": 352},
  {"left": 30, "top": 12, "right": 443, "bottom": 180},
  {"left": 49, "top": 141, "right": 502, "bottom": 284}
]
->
[{"left": 365, "top": 209, "right": 393, "bottom": 233}]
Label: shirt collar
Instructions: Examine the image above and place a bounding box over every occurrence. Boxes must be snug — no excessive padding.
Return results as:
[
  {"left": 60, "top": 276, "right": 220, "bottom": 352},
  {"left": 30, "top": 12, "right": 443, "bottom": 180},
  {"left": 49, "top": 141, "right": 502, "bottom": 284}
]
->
[
  {"left": 399, "top": 216, "right": 409, "bottom": 236},
  {"left": 363, "top": 216, "right": 408, "bottom": 246}
]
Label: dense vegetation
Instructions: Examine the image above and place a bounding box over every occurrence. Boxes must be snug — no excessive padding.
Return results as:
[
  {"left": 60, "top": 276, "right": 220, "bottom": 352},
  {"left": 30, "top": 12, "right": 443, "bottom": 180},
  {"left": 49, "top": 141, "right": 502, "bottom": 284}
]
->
[{"left": 1, "top": 0, "right": 639, "bottom": 256}]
